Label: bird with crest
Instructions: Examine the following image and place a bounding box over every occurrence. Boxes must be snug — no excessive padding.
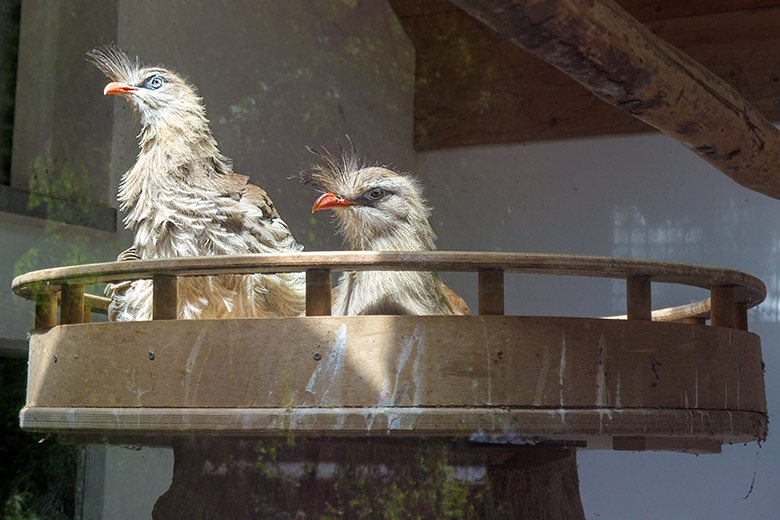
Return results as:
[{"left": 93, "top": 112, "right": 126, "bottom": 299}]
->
[
  {"left": 88, "top": 44, "right": 305, "bottom": 320},
  {"left": 301, "top": 142, "right": 469, "bottom": 316}
]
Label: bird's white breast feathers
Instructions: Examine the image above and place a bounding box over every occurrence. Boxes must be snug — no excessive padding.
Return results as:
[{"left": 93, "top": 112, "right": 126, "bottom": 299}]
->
[{"left": 334, "top": 270, "right": 452, "bottom": 316}]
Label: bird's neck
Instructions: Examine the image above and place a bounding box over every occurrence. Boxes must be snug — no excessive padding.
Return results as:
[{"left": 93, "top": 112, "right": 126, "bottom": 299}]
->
[
  {"left": 138, "top": 113, "right": 224, "bottom": 164},
  {"left": 118, "top": 116, "right": 229, "bottom": 212},
  {"left": 345, "top": 219, "right": 437, "bottom": 252}
]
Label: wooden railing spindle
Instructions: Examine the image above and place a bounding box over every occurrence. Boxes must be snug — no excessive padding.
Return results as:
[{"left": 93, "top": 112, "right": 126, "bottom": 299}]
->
[
  {"left": 153, "top": 276, "right": 179, "bottom": 320},
  {"left": 34, "top": 293, "right": 58, "bottom": 328},
  {"left": 710, "top": 286, "right": 736, "bottom": 328},
  {"left": 478, "top": 269, "right": 505, "bottom": 315},
  {"left": 626, "top": 276, "right": 652, "bottom": 321},
  {"left": 60, "top": 284, "right": 85, "bottom": 324},
  {"left": 10, "top": 253, "right": 765, "bottom": 329},
  {"left": 306, "top": 269, "right": 332, "bottom": 316}
]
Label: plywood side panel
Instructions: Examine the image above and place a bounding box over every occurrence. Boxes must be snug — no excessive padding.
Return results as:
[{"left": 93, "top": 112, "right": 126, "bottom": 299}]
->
[{"left": 25, "top": 317, "right": 765, "bottom": 412}]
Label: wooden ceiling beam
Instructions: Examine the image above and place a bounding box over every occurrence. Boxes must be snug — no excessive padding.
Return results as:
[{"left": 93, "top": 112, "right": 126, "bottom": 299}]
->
[{"left": 447, "top": 0, "right": 780, "bottom": 199}]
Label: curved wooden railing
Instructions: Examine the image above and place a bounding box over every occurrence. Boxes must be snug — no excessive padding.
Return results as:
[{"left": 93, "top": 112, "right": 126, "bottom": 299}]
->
[{"left": 11, "top": 251, "right": 765, "bottom": 330}]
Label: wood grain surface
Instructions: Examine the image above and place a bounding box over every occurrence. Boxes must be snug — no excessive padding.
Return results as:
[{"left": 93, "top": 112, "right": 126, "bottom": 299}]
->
[
  {"left": 21, "top": 316, "right": 766, "bottom": 444},
  {"left": 12, "top": 252, "right": 766, "bottom": 307}
]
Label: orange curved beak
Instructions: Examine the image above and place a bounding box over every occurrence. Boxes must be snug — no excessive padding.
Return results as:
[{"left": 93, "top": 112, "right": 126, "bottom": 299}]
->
[
  {"left": 104, "top": 81, "right": 137, "bottom": 96},
  {"left": 312, "top": 192, "right": 352, "bottom": 213}
]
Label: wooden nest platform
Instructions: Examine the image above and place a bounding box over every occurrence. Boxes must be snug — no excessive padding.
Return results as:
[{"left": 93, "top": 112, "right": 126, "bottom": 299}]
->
[{"left": 11, "top": 252, "right": 767, "bottom": 455}]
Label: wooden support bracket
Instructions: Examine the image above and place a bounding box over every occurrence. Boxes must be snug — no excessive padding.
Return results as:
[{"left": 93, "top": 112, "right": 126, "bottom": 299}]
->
[{"left": 448, "top": 0, "right": 780, "bottom": 200}]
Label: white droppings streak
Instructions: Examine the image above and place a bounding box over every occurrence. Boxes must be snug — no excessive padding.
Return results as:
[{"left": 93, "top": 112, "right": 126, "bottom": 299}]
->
[
  {"left": 378, "top": 378, "right": 391, "bottom": 404},
  {"left": 694, "top": 369, "right": 699, "bottom": 408},
  {"left": 306, "top": 323, "right": 348, "bottom": 402},
  {"left": 559, "top": 333, "right": 567, "bottom": 406},
  {"left": 615, "top": 373, "right": 622, "bottom": 409},
  {"left": 319, "top": 323, "right": 348, "bottom": 403},
  {"left": 129, "top": 369, "right": 149, "bottom": 400},
  {"left": 410, "top": 324, "right": 425, "bottom": 406},
  {"left": 387, "top": 325, "right": 420, "bottom": 406},
  {"left": 595, "top": 335, "right": 612, "bottom": 430},
  {"left": 67, "top": 409, "right": 78, "bottom": 428},
  {"left": 183, "top": 324, "right": 210, "bottom": 406},
  {"left": 595, "top": 334, "right": 608, "bottom": 407},
  {"left": 480, "top": 317, "right": 493, "bottom": 405}
]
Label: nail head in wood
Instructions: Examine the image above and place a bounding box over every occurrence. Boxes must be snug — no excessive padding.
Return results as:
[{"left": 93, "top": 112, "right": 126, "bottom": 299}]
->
[
  {"left": 60, "top": 284, "right": 85, "bottom": 324},
  {"left": 710, "top": 286, "right": 736, "bottom": 328},
  {"left": 153, "top": 276, "right": 179, "bottom": 320},
  {"left": 306, "top": 269, "right": 332, "bottom": 316},
  {"left": 626, "top": 276, "right": 652, "bottom": 321},
  {"left": 478, "top": 269, "right": 505, "bottom": 315},
  {"left": 34, "top": 293, "right": 57, "bottom": 329}
]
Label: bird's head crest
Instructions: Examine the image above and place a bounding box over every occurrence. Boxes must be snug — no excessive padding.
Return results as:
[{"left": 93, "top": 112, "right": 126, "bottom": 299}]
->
[
  {"left": 86, "top": 43, "right": 141, "bottom": 84},
  {"left": 299, "top": 139, "right": 435, "bottom": 251},
  {"left": 86, "top": 43, "right": 210, "bottom": 134},
  {"left": 299, "top": 137, "right": 365, "bottom": 195}
]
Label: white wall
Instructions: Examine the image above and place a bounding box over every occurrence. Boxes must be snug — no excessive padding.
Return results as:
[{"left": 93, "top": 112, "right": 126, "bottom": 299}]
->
[
  {"left": 419, "top": 135, "right": 780, "bottom": 518},
  {"left": 4, "top": 1, "right": 777, "bottom": 518}
]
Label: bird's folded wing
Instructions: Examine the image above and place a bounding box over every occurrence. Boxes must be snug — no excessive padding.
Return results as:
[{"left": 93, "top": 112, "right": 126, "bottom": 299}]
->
[
  {"left": 222, "top": 172, "right": 280, "bottom": 220},
  {"left": 106, "top": 245, "right": 142, "bottom": 321},
  {"left": 440, "top": 281, "right": 471, "bottom": 316}
]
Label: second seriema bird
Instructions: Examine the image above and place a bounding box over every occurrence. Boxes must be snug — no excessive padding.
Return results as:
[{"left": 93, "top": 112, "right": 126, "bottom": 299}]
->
[
  {"left": 301, "top": 147, "right": 469, "bottom": 316},
  {"left": 87, "top": 45, "right": 305, "bottom": 320}
]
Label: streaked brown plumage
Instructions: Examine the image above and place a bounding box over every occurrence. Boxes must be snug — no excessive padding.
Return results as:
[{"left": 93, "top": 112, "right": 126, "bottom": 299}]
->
[
  {"left": 301, "top": 145, "right": 469, "bottom": 316},
  {"left": 88, "top": 45, "right": 305, "bottom": 320}
]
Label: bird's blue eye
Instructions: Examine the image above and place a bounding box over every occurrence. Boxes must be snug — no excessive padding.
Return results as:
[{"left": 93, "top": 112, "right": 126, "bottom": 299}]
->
[
  {"left": 366, "top": 188, "right": 385, "bottom": 201},
  {"left": 145, "top": 75, "right": 164, "bottom": 89}
]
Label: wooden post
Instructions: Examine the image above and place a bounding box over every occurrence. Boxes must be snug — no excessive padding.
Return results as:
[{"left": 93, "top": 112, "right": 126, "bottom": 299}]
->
[
  {"left": 306, "top": 269, "right": 331, "bottom": 316},
  {"left": 34, "top": 293, "right": 57, "bottom": 329},
  {"left": 82, "top": 304, "right": 92, "bottom": 324},
  {"left": 153, "top": 276, "right": 178, "bottom": 320},
  {"left": 60, "top": 284, "right": 85, "bottom": 324},
  {"left": 478, "top": 269, "right": 504, "bottom": 315},
  {"left": 626, "top": 276, "right": 651, "bottom": 321},
  {"left": 710, "top": 286, "right": 736, "bottom": 328},
  {"left": 735, "top": 302, "right": 749, "bottom": 331},
  {"left": 153, "top": 438, "right": 585, "bottom": 520}
]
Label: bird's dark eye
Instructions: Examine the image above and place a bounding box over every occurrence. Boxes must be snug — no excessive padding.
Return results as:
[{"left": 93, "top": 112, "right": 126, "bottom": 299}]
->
[
  {"left": 366, "top": 188, "right": 385, "bottom": 201},
  {"left": 145, "top": 75, "right": 165, "bottom": 89}
]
